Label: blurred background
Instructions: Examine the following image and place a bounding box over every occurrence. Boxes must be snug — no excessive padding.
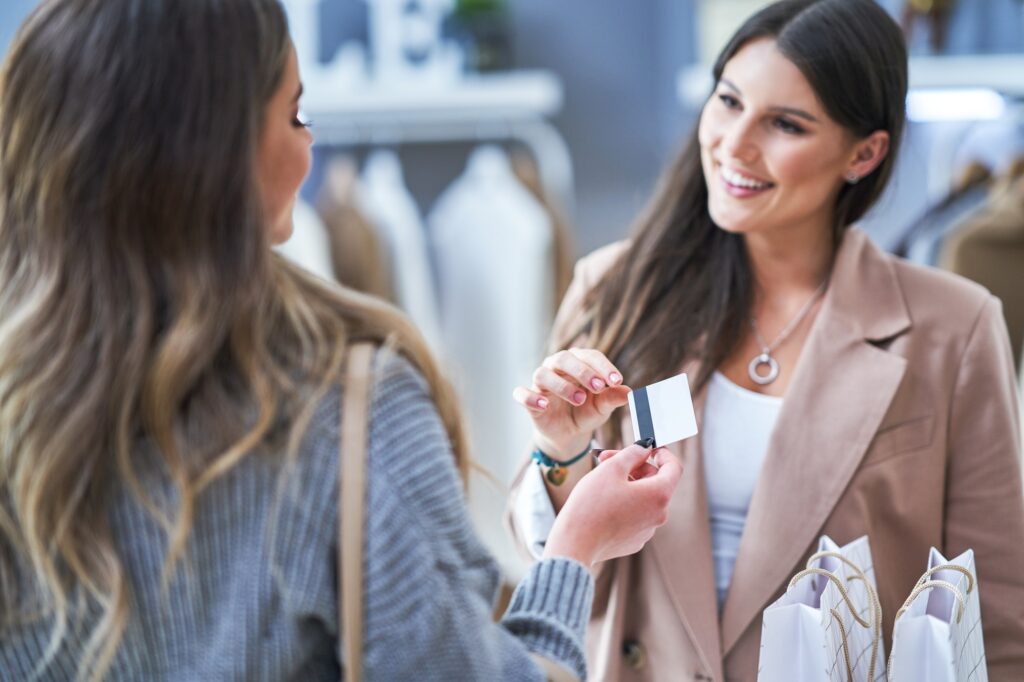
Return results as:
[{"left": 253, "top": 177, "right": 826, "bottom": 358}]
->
[{"left": 2, "top": 0, "right": 1021, "bottom": 581}]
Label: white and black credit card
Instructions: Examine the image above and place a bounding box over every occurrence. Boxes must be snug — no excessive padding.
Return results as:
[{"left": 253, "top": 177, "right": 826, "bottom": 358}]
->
[{"left": 627, "top": 372, "right": 698, "bottom": 448}]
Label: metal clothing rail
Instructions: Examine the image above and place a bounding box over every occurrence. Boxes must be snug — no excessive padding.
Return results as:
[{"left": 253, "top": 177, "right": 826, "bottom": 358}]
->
[{"left": 303, "top": 71, "right": 576, "bottom": 217}]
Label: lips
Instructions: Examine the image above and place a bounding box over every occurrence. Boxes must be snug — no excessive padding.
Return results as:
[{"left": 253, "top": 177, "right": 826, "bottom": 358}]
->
[
  {"left": 721, "top": 166, "right": 772, "bottom": 189},
  {"left": 717, "top": 163, "right": 775, "bottom": 197}
]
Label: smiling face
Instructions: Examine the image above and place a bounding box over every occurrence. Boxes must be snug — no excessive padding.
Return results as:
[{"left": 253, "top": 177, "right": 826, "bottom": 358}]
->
[
  {"left": 698, "top": 38, "right": 887, "bottom": 242},
  {"left": 256, "top": 45, "right": 313, "bottom": 246}
]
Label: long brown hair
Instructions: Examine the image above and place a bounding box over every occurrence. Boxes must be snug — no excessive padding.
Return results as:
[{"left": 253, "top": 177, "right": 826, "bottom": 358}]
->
[
  {"left": 0, "top": 0, "right": 467, "bottom": 678},
  {"left": 559, "top": 0, "right": 908, "bottom": 445}
]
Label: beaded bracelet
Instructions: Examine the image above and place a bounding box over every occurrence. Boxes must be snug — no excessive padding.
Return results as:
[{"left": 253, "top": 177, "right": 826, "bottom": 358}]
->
[{"left": 531, "top": 441, "right": 595, "bottom": 486}]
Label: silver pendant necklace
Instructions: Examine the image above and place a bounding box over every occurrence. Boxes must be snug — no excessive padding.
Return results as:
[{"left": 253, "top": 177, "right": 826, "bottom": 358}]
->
[{"left": 748, "top": 280, "right": 828, "bottom": 386}]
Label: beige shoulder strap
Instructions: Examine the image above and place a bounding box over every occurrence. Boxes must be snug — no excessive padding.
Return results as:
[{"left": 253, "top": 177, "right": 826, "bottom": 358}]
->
[
  {"left": 339, "top": 342, "right": 375, "bottom": 682},
  {"left": 530, "top": 654, "right": 580, "bottom": 682}
]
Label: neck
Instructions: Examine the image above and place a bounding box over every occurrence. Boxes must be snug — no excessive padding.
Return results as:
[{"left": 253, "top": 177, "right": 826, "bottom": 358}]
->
[{"left": 744, "top": 221, "right": 835, "bottom": 303}]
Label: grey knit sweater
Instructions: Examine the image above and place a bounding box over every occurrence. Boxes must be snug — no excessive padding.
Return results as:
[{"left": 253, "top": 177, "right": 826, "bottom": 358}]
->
[{"left": 0, "top": 354, "right": 593, "bottom": 680}]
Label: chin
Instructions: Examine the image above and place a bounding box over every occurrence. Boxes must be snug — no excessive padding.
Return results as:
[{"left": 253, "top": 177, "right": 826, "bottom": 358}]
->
[{"left": 708, "top": 202, "right": 759, "bottom": 235}]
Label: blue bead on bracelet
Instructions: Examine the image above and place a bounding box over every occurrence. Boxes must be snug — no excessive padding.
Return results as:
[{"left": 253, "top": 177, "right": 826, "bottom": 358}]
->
[{"left": 531, "top": 442, "right": 594, "bottom": 486}]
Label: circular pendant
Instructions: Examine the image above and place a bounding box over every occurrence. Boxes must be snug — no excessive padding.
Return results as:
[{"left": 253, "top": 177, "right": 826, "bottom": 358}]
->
[
  {"left": 546, "top": 465, "right": 567, "bottom": 486},
  {"left": 748, "top": 353, "right": 779, "bottom": 385}
]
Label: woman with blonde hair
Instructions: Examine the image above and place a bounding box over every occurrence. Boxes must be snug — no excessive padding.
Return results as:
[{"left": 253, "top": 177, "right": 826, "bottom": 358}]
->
[
  {"left": 510, "top": 0, "right": 1024, "bottom": 679},
  {"left": 0, "top": 0, "right": 681, "bottom": 679}
]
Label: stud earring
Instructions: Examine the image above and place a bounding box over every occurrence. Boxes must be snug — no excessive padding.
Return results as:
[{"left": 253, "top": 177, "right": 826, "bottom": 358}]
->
[{"left": 845, "top": 171, "right": 860, "bottom": 184}]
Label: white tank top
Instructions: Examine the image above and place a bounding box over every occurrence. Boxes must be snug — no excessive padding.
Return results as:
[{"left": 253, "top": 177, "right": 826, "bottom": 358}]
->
[{"left": 702, "top": 371, "right": 783, "bottom": 608}]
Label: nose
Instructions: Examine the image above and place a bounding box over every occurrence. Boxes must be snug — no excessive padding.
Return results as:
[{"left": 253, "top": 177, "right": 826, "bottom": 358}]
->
[{"left": 720, "top": 115, "right": 758, "bottom": 165}]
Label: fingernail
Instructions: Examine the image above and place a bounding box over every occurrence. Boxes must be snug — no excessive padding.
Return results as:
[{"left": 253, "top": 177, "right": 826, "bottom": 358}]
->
[
  {"left": 573, "top": 390, "right": 586, "bottom": 404},
  {"left": 591, "top": 378, "right": 605, "bottom": 391},
  {"left": 537, "top": 398, "right": 549, "bottom": 409},
  {"left": 609, "top": 372, "right": 622, "bottom": 385}
]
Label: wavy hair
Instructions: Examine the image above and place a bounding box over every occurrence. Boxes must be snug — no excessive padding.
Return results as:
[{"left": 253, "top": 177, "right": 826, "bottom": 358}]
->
[{"left": 0, "top": 0, "right": 468, "bottom": 679}]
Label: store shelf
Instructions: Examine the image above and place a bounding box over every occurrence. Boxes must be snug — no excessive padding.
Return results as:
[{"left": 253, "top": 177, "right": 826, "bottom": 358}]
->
[
  {"left": 908, "top": 54, "right": 1024, "bottom": 96},
  {"left": 304, "top": 70, "right": 563, "bottom": 123}
]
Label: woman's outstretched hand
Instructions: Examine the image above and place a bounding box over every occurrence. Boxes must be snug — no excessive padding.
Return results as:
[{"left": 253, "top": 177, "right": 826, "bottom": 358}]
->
[
  {"left": 542, "top": 443, "right": 682, "bottom": 569},
  {"left": 513, "top": 348, "right": 631, "bottom": 460}
]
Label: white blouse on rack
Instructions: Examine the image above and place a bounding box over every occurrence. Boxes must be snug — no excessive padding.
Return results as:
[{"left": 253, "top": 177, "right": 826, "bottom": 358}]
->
[
  {"left": 430, "top": 145, "right": 555, "bottom": 576},
  {"left": 361, "top": 149, "right": 443, "bottom": 352}
]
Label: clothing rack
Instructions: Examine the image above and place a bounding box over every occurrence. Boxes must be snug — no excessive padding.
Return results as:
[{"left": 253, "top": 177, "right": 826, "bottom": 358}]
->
[{"left": 303, "top": 71, "right": 576, "bottom": 217}]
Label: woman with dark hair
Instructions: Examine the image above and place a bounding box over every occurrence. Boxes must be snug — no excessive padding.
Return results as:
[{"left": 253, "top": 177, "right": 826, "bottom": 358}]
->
[
  {"left": 0, "top": 0, "right": 682, "bottom": 680},
  {"left": 510, "top": 0, "right": 1024, "bottom": 679}
]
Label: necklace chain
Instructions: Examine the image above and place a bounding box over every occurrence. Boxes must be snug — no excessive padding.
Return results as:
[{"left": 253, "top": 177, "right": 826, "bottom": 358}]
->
[
  {"left": 747, "top": 280, "right": 828, "bottom": 386},
  {"left": 750, "top": 280, "right": 828, "bottom": 354}
]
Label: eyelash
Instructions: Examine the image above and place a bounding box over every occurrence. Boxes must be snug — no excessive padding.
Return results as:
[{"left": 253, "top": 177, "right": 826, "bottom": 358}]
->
[
  {"left": 716, "top": 93, "right": 807, "bottom": 136},
  {"left": 774, "top": 118, "right": 805, "bottom": 135},
  {"left": 718, "top": 93, "right": 740, "bottom": 109},
  {"left": 293, "top": 111, "right": 312, "bottom": 129}
]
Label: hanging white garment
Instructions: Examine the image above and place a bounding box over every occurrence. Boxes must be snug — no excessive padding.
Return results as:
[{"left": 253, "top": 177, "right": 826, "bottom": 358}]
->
[
  {"left": 429, "top": 145, "right": 555, "bottom": 578},
  {"left": 275, "top": 198, "right": 336, "bottom": 283},
  {"left": 360, "top": 149, "right": 443, "bottom": 351}
]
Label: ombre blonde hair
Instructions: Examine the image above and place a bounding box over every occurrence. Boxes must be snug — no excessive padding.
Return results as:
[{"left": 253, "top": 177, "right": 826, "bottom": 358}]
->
[{"left": 0, "top": 0, "right": 467, "bottom": 679}]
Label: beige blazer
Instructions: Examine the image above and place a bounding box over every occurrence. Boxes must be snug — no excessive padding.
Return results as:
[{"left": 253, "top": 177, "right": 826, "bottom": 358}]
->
[{"left": 507, "top": 228, "right": 1024, "bottom": 681}]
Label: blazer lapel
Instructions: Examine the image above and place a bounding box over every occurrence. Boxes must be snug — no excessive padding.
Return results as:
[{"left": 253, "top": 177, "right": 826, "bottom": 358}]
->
[
  {"left": 646, "top": 359, "right": 725, "bottom": 681},
  {"left": 720, "top": 229, "right": 912, "bottom": 655}
]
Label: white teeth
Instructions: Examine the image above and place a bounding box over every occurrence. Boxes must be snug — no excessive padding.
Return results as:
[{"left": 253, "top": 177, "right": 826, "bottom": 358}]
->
[{"left": 721, "top": 166, "right": 771, "bottom": 190}]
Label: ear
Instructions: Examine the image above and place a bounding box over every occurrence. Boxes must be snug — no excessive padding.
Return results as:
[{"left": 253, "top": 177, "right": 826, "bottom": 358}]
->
[{"left": 844, "top": 130, "right": 890, "bottom": 184}]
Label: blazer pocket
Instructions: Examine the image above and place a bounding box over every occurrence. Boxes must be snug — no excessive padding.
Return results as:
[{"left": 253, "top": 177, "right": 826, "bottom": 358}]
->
[{"left": 861, "top": 415, "right": 935, "bottom": 468}]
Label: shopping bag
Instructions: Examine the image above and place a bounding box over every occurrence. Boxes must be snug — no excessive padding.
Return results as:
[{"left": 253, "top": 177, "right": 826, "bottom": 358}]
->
[
  {"left": 887, "top": 548, "right": 986, "bottom": 682},
  {"left": 758, "top": 535, "right": 885, "bottom": 682}
]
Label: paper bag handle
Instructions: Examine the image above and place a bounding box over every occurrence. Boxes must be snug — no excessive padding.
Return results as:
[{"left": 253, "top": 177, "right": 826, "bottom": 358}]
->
[
  {"left": 806, "top": 550, "right": 883, "bottom": 682},
  {"left": 914, "top": 563, "right": 974, "bottom": 595},
  {"left": 888, "top": 577, "right": 969, "bottom": 681}
]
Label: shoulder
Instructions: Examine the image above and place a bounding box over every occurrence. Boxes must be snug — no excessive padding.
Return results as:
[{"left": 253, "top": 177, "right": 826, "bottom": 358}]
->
[
  {"left": 550, "top": 240, "right": 631, "bottom": 343},
  {"left": 363, "top": 349, "right": 466, "bottom": 510},
  {"left": 888, "top": 253, "right": 995, "bottom": 336},
  {"left": 572, "top": 239, "right": 631, "bottom": 290},
  {"left": 365, "top": 349, "right": 454, "bottom": 471},
  {"left": 843, "top": 228, "right": 995, "bottom": 342},
  {"left": 296, "top": 348, "right": 454, "bottom": 499},
  {"left": 876, "top": 247, "right": 1009, "bottom": 372},
  {"left": 303, "top": 347, "right": 471, "bottom": 556},
  {"left": 369, "top": 347, "right": 433, "bottom": 411}
]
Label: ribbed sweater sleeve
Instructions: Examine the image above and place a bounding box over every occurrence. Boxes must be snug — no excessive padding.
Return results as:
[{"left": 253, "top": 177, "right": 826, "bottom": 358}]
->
[{"left": 358, "top": 352, "right": 593, "bottom": 680}]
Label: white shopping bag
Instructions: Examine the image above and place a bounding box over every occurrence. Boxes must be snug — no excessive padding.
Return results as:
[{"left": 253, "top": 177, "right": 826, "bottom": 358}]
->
[
  {"left": 758, "top": 535, "right": 885, "bottom": 682},
  {"left": 887, "top": 548, "right": 986, "bottom": 682}
]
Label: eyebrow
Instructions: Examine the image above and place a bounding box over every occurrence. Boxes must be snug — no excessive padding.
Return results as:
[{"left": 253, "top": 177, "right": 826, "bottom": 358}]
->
[
  {"left": 293, "top": 84, "right": 304, "bottom": 102},
  {"left": 719, "top": 78, "right": 820, "bottom": 123}
]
